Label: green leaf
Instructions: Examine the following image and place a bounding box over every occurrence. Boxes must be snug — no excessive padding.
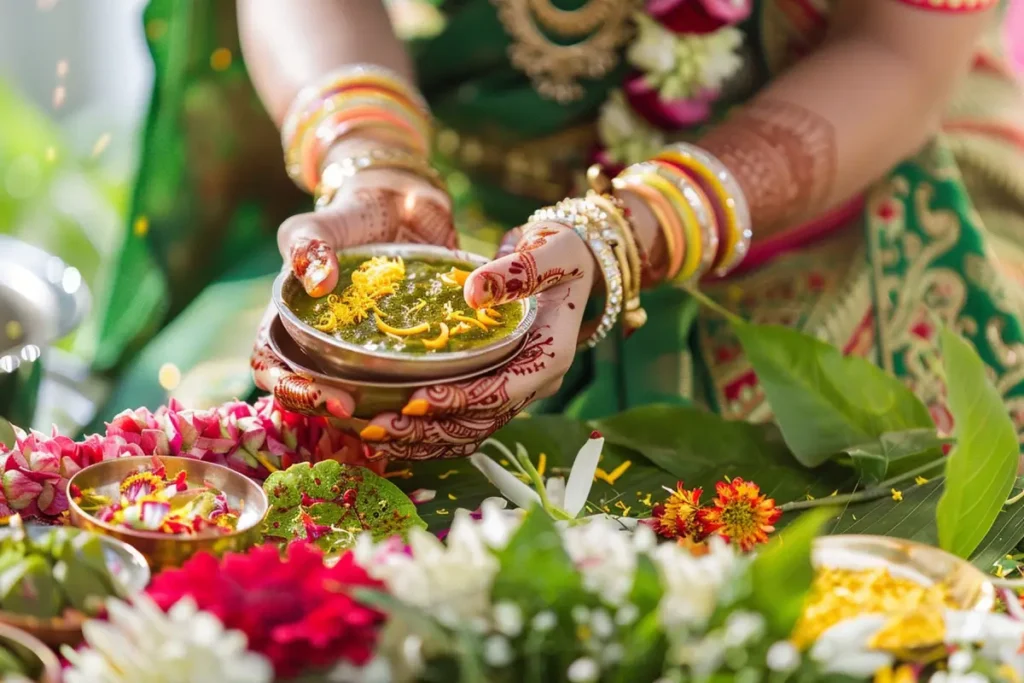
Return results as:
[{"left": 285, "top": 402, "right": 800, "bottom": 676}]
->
[
  {"left": 733, "top": 323, "right": 934, "bottom": 468},
  {"left": 843, "top": 429, "right": 947, "bottom": 483},
  {"left": 832, "top": 479, "right": 943, "bottom": 545},
  {"left": 594, "top": 405, "right": 853, "bottom": 516},
  {"left": 749, "top": 508, "right": 832, "bottom": 637},
  {"left": 262, "top": 461, "right": 425, "bottom": 553},
  {"left": 0, "top": 418, "right": 14, "bottom": 450},
  {"left": 936, "top": 329, "right": 1019, "bottom": 558},
  {"left": 491, "top": 507, "right": 583, "bottom": 615}
]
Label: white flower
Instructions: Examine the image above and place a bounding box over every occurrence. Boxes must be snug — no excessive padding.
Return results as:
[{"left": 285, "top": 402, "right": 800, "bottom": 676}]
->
[
  {"left": 597, "top": 91, "right": 664, "bottom": 165},
  {"left": 809, "top": 615, "right": 893, "bottom": 677},
  {"left": 653, "top": 536, "right": 745, "bottom": 630},
  {"left": 627, "top": 13, "right": 744, "bottom": 100},
  {"left": 945, "top": 610, "right": 1024, "bottom": 676},
  {"left": 627, "top": 13, "right": 678, "bottom": 75},
  {"left": 356, "top": 507, "right": 509, "bottom": 624},
  {"left": 766, "top": 641, "right": 800, "bottom": 673},
  {"left": 63, "top": 595, "right": 272, "bottom": 683},
  {"left": 561, "top": 517, "right": 641, "bottom": 606}
]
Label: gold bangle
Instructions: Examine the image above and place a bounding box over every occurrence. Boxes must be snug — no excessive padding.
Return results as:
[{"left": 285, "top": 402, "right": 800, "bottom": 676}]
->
[
  {"left": 314, "top": 148, "right": 447, "bottom": 211},
  {"left": 586, "top": 191, "right": 646, "bottom": 332}
]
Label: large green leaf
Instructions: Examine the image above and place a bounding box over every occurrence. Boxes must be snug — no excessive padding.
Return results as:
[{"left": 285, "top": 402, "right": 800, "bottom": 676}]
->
[
  {"left": 831, "top": 479, "right": 942, "bottom": 545},
  {"left": 733, "top": 323, "right": 934, "bottom": 468},
  {"left": 594, "top": 405, "right": 854, "bottom": 513},
  {"left": 749, "top": 508, "right": 832, "bottom": 637},
  {"left": 843, "top": 429, "right": 947, "bottom": 483},
  {"left": 0, "top": 418, "right": 14, "bottom": 450},
  {"left": 936, "top": 329, "right": 1019, "bottom": 558}
]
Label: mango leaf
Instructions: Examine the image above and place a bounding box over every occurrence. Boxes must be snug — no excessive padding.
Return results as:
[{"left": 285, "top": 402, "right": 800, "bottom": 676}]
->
[
  {"left": 0, "top": 418, "right": 14, "bottom": 450},
  {"left": 749, "top": 508, "right": 832, "bottom": 637},
  {"left": 262, "top": 461, "right": 425, "bottom": 553},
  {"left": 843, "top": 429, "right": 947, "bottom": 483},
  {"left": 936, "top": 329, "right": 1019, "bottom": 559},
  {"left": 594, "top": 405, "right": 854, "bottom": 516},
  {"left": 733, "top": 323, "right": 934, "bottom": 468}
]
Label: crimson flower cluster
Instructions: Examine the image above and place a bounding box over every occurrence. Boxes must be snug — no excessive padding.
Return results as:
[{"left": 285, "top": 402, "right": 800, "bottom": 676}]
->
[{"left": 146, "top": 541, "right": 384, "bottom": 678}]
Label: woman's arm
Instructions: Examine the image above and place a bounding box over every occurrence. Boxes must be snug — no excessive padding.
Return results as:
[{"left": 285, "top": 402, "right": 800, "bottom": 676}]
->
[
  {"left": 237, "top": 0, "right": 413, "bottom": 127},
  {"left": 696, "top": 0, "right": 993, "bottom": 236}
]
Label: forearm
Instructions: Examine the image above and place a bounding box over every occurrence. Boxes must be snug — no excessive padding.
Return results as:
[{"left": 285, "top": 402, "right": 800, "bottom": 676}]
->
[
  {"left": 698, "top": 2, "right": 991, "bottom": 236},
  {"left": 237, "top": 0, "right": 413, "bottom": 127}
]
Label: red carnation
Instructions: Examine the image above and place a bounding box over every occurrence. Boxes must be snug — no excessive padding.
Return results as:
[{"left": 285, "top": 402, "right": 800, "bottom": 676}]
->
[
  {"left": 646, "top": 0, "right": 752, "bottom": 35},
  {"left": 147, "top": 541, "right": 385, "bottom": 678},
  {"left": 623, "top": 72, "right": 717, "bottom": 130}
]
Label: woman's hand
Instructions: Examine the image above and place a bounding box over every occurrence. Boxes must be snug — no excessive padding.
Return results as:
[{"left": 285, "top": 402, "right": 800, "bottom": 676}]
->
[
  {"left": 357, "top": 223, "right": 596, "bottom": 460},
  {"left": 251, "top": 150, "right": 456, "bottom": 419}
]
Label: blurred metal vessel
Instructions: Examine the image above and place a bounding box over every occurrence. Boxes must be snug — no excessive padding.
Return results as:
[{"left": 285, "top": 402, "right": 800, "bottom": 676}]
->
[{"left": 0, "top": 236, "right": 90, "bottom": 430}]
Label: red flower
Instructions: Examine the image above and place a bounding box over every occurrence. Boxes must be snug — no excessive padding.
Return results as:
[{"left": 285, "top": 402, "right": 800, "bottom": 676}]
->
[
  {"left": 646, "top": 0, "right": 752, "bottom": 35},
  {"left": 623, "top": 72, "right": 717, "bottom": 130},
  {"left": 147, "top": 541, "right": 385, "bottom": 678},
  {"left": 651, "top": 481, "right": 704, "bottom": 540},
  {"left": 698, "top": 477, "right": 781, "bottom": 551}
]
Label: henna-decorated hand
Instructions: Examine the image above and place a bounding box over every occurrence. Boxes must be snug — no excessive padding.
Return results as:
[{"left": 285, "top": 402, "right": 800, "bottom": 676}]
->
[
  {"left": 251, "top": 142, "right": 456, "bottom": 418},
  {"left": 358, "top": 223, "right": 595, "bottom": 460}
]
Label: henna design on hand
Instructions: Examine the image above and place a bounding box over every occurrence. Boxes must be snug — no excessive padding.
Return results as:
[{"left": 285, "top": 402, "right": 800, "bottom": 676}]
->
[
  {"left": 290, "top": 238, "right": 337, "bottom": 297},
  {"left": 468, "top": 251, "right": 582, "bottom": 308},
  {"left": 515, "top": 227, "right": 561, "bottom": 253},
  {"left": 337, "top": 187, "right": 457, "bottom": 248},
  {"left": 700, "top": 98, "right": 837, "bottom": 230}
]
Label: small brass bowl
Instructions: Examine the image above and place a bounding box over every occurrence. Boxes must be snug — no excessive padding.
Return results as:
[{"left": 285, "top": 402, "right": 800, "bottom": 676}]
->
[
  {"left": 67, "top": 456, "right": 268, "bottom": 571},
  {"left": 813, "top": 535, "right": 994, "bottom": 611},
  {"left": 273, "top": 243, "right": 537, "bottom": 381},
  {"left": 0, "top": 623, "right": 62, "bottom": 683},
  {"left": 0, "top": 525, "right": 150, "bottom": 647},
  {"left": 268, "top": 313, "right": 509, "bottom": 420}
]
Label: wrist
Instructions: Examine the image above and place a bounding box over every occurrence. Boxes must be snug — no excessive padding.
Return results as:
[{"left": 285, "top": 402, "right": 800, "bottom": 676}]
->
[{"left": 616, "top": 190, "right": 669, "bottom": 287}]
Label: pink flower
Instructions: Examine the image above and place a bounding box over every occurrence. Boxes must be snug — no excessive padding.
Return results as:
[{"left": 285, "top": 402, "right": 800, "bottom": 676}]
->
[
  {"left": 623, "top": 72, "right": 717, "bottom": 129},
  {"left": 646, "top": 0, "right": 752, "bottom": 35}
]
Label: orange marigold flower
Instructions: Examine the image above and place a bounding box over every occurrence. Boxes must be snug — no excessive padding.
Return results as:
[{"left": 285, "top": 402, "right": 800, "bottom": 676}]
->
[
  {"left": 651, "top": 481, "right": 703, "bottom": 540},
  {"left": 698, "top": 477, "right": 781, "bottom": 551}
]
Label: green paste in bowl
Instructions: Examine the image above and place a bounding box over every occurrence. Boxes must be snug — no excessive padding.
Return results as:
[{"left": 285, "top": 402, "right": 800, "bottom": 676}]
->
[{"left": 289, "top": 255, "right": 523, "bottom": 354}]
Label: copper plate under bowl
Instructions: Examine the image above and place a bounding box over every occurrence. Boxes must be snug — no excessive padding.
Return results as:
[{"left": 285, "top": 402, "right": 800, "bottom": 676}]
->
[
  {"left": 813, "top": 535, "right": 994, "bottom": 612},
  {"left": 0, "top": 525, "right": 150, "bottom": 648},
  {"left": 67, "top": 456, "right": 268, "bottom": 571},
  {"left": 268, "top": 313, "right": 516, "bottom": 419},
  {"left": 273, "top": 243, "right": 537, "bottom": 381},
  {"left": 0, "top": 622, "right": 62, "bottom": 683}
]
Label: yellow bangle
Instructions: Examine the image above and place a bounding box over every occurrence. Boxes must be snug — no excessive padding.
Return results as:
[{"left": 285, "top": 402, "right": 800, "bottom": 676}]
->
[
  {"left": 611, "top": 176, "right": 685, "bottom": 282},
  {"left": 622, "top": 165, "right": 704, "bottom": 283}
]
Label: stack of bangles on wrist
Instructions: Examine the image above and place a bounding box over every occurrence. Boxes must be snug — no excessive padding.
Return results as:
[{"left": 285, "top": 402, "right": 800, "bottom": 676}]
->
[
  {"left": 279, "top": 63, "right": 444, "bottom": 208},
  {"left": 529, "top": 143, "right": 752, "bottom": 350}
]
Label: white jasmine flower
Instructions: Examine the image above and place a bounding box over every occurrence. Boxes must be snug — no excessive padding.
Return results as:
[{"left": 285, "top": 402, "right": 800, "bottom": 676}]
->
[
  {"left": 809, "top": 615, "right": 892, "bottom": 677},
  {"left": 766, "top": 641, "right": 800, "bottom": 673},
  {"left": 627, "top": 13, "right": 678, "bottom": 75},
  {"left": 567, "top": 657, "right": 600, "bottom": 682},
  {"left": 493, "top": 602, "right": 524, "bottom": 637},
  {"left": 532, "top": 610, "right": 558, "bottom": 632},
  {"left": 929, "top": 673, "right": 990, "bottom": 683},
  {"left": 723, "top": 611, "right": 765, "bottom": 647},
  {"left": 483, "top": 635, "right": 514, "bottom": 667},
  {"left": 562, "top": 517, "right": 637, "bottom": 605},
  {"left": 597, "top": 90, "right": 665, "bottom": 165},
  {"left": 627, "top": 13, "right": 744, "bottom": 101},
  {"left": 653, "top": 536, "right": 745, "bottom": 630},
  {"left": 63, "top": 596, "right": 272, "bottom": 683},
  {"left": 945, "top": 610, "right": 1024, "bottom": 676}
]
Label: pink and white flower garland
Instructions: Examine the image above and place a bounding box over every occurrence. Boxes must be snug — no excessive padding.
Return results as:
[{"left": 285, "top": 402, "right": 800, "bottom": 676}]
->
[
  {"left": 0, "top": 396, "right": 373, "bottom": 523},
  {"left": 598, "top": 0, "right": 752, "bottom": 165}
]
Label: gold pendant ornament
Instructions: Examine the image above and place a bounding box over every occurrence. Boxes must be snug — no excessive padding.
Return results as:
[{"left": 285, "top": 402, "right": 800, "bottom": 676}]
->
[{"left": 493, "top": 0, "right": 640, "bottom": 103}]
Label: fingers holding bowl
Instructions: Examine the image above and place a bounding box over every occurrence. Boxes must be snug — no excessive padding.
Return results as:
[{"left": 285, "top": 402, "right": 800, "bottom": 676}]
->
[{"left": 250, "top": 340, "right": 355, "bottom": 420}]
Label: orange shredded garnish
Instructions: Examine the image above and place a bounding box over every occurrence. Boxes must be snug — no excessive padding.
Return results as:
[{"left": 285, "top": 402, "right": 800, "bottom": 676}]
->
[
  {"left": 450, "top": 313, "right": 488, "bottom": 331},
  {"left": 375, "top": 317, "right": 430, "bottom": 336},
  {"left": 312, "top": 257, "right": 405, "bottom": 333},
  {"left": 440, "top": 268, "right": 471, "bottom": 287},
  {"left": 485, "top": 307, "right": 502, "bottom": 318},
  {"left": 476, "top": 309, "right": 501, "bottom": 327},
  {"left": 421, "top": 323, "right": 450, "bottom": 350},
  {"left": 449, "top": 322, "right": 474, "bottom": 336},
  {"left": 406, "top": 299, "right": 427, "bottom": 315}
]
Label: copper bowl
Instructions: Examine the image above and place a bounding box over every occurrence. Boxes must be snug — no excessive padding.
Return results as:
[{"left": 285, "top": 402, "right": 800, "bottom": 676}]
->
[
  {"left": 813, "top": 535, "right": 994, "bottom": 611},
  {"left": 0, "top": 524, "right": 150, "bottom": 648},
  {"left": 0, "top": 623, "right": 62, "bottom": 683},
  {"left": 67, "top": 456, "right": 268, "bottom": 571},
  {"left": 272, "top": 243, "right": 537, "bottom": 381},
  {"left": 268, "top": 313, "right": 508, "bottom": 420}
]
